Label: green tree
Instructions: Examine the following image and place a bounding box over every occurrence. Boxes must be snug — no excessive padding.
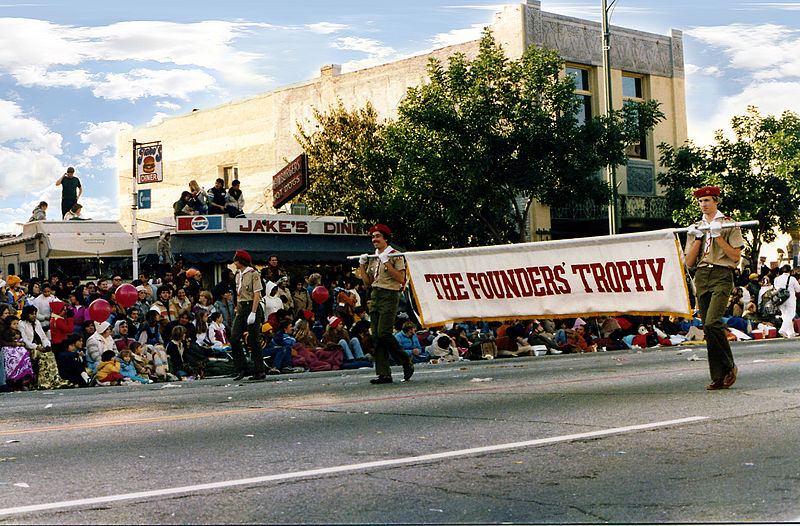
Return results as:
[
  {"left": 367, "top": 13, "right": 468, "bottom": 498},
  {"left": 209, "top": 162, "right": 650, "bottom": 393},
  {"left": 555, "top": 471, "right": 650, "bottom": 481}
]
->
[
  {"left": 295, "top": 101, "right": 395, "bottom": 221},
  {"left": 386, "top": 31, "right": 664, "bottom": 247},
  {"left": 658, "top": 106, "right": 800, "bottom": 261}
]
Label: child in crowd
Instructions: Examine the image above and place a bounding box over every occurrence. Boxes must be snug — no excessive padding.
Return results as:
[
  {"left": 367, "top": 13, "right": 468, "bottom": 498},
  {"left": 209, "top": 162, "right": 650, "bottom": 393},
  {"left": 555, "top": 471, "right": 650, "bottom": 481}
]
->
[
  {"left": 206, "top": 312, "right": 231, "bottom": 356},
  {"left": 118, "top": 349, "right": 152, "bottom": 384},
  {"left": 165, "top": 325, "right": 190, "bottom": 380},
  {"left": 427, "top": 333, "right": 460, "bottom": 363},
  {"left": 2, "top": 317, "right": 33, "bottom": 390},
  {"left": 129, "top": 342, "right": 153, "bottom": 381},
  {"left": 96, "top": 349, "right": 130, "bottom": 386}
]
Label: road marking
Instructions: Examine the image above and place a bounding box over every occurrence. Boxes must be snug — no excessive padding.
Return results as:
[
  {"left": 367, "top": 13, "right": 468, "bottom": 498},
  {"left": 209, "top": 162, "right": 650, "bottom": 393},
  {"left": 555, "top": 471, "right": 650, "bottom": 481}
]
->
[
  {"left": 0, "top": 356, "right": 787, "bottom": 437},
  {"left": 0, "top": 416, "right": 707, "bottom": 517}
]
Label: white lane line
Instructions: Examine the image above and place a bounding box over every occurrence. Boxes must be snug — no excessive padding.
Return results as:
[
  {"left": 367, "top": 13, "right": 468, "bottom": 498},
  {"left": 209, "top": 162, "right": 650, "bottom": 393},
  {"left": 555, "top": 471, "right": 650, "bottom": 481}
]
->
[{"left": 0, "top": 416, "right": 707, "bottom": 517}]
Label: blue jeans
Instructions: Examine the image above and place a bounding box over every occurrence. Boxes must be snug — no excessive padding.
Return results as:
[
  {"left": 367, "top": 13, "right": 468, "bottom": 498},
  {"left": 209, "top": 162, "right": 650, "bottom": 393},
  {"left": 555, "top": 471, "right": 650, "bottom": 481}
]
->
[
  {"left": 341, "top": 338, "right": 366, "bottom": 361},
  {"left": 263, "top": 346, "right": 292, "bottom": 370}
]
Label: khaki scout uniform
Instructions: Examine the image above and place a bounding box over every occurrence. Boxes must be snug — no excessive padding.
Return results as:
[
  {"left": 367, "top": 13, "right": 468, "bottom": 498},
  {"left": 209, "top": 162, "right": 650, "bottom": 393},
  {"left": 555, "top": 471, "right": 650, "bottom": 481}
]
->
[
  {"left": 366, "top": 252, "right": 411, "bottom": 377},
  {"left": 231, "top": 267, "right": 264, "bottom": 375},
  {"left": 685, "top": 216, "right": 745, "bottom": 383}
]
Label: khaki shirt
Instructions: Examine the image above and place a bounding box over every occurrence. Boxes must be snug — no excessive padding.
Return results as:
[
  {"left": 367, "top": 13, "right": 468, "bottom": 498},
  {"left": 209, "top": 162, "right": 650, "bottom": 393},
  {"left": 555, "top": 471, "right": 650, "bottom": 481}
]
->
[
  {"left": 685, "top": 216, "right": 745, "bottom": 269},
  {"left": 367, "top": 253, "right": 405, "bottom": 291},
  {"left": 236, "top": 267, "right": 262, "bottom": 303}
]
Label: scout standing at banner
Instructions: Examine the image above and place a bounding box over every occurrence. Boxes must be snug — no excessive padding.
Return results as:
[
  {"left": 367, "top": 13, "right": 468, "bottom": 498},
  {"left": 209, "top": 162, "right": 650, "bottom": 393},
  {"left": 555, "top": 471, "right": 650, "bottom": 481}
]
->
[
  {"left": 684, "top": 186, "right": 744, "bottom": 390},
  {"left": 359, "top": 224, "right": 414, "bottom": 384}
]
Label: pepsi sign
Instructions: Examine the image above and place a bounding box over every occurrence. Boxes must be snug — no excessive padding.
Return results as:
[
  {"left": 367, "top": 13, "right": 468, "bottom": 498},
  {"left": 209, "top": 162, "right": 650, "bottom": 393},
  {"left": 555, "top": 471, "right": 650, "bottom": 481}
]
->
[{"left": 176, "top": 215, "right": 223, "bottom": 232}]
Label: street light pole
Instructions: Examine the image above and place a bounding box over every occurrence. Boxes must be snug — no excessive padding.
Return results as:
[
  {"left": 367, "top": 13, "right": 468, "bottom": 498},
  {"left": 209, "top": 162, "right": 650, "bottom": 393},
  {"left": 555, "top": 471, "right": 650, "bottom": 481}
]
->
[{"left": 602, "top": 0, "right": 618, "bottom": 235}]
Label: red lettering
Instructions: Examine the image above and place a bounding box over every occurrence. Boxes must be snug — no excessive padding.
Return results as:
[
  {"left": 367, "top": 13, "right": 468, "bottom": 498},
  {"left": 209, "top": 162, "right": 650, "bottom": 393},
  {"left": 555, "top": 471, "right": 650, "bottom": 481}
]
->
[
  {"left": 526, "top": 267, "right": 546, "bottom": 297},
  {"left": 238, "top": 220, "right": 253, "bottom": 232},
  {"left": 630, "top": 259, "right": 653, "bottom": 292},
  {"left": 604, "top": 262, "right": 622, "bottom": 292},
  {"left": 295, "top": 221, "right": 308, "bottom": 234},
  {"left": 571, "top": 264, "right": 594, "bottom": 293},
  {"left": 451, "top": 273, "right": 469, "bottom": 300},
  {"left": 615, "top": 261, "right": 633, "bottom": 292},
  {"left": 466, "top": 273, "right": 482, "bottom": 300},
  {"left": 488, "top": 271, "right": 506, "bottom": 299},
  {"left": 646, "top": 258, "right": 666, "bottom": 291},
  {"left": 477, "top": 272, "right": 495, "bottom": 299},
  {"left": 502, "top": 270, "right": 521, "bottom": 298},
  {"left": 279, "top": 221, "right": 291, "bottom": 233},
  {"left": 440, "top": 274, "right": 456, "bottom": 300},
  {"left": 514, "top": 268, "right": 534, "bottom": 297},
  {"left": 324, "top": 222, "right": 336, "bottom": 234},
  {"left": 553, "top": 265, "right": 571, "bottom": 294},
  {"left": 539, "top": 266, "right": 557, "bottom": 295},
  {"left": 264, "top": 220, "right": 279, "bottom": 233},
  {"left": 425, "top": 274, "right": 444, "bottom": 300},
  {"left": 252, "top": 220, "right": 265, "bottom": 232},
  {"left": 589, "top": 263, "right": 609, "bottom": 293}
]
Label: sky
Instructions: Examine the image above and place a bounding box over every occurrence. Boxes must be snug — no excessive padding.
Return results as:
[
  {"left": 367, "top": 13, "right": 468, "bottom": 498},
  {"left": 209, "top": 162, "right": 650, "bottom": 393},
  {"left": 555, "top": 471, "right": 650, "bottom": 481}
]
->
[{"left": 0, "top": 0, "right": 799, "bottom": 235}]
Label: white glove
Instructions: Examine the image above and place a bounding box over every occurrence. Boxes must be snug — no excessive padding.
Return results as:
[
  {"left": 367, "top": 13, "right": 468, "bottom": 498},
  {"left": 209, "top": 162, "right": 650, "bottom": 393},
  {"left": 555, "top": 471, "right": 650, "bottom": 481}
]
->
[
  {"left": 378, "top": 252, "right": 390, "bottom": 265},
  {"left": 686, "top": 224, "right": 704, "bottom": 239},
  {"left": 247, "top": 312, "right": 256, "bottom": 325},
  {"left": 709, "top": 221, "right": 722, "bottom": 238},
  {"left": 358, "top": 254, "right": 369, "bottom": 265}
]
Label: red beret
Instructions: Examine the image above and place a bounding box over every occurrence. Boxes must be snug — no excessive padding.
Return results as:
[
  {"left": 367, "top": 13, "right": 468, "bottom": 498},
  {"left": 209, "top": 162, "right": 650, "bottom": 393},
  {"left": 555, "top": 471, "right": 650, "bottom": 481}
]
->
[
  {"left": 693, "top": 186, "right": 721, "bottom": 198},
  {"left": 234, "top": 250, "right": 251, "bottom": 264},
  {"left": 369, "top": 224, "right": 392, "bottom": 237}
]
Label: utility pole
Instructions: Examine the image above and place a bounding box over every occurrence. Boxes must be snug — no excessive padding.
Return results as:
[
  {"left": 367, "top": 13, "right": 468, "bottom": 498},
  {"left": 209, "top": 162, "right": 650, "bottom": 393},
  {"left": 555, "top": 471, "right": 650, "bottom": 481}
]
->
[
  {"left": 131, "top": 139, "right": 139, "bottom": 279},
  {"left": 602, "top": 0, "right": 618, "bottom": 235}
]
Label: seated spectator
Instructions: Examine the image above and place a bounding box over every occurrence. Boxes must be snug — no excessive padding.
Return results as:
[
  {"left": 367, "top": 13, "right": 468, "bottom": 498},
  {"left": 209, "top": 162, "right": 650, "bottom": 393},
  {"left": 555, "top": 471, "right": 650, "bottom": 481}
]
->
[
  {"left": 137, "top": 309, "right": 163, "bottom": 346},
  {"left": 54, "top": 334, "right": 90, "bottom": 387},
  {"left": 293, "top": 319, "right": 321, "bottom": 349},
  {"left": 349, "top": 320, "right": 373, "bottom": 361},
  {"left": 118, "top": 349, "right": 152, "bottom": 383},
  {"left": 28, "top": 201, "right": 48, "bottom": 222},
  {"left": 214, "top": 290, "right": 235, "bottom": 329},
  {"left": 1, "top": 317, "right": 33, "bottom": 390},
  {"left": 129, "top": 341, "right": 153, "bottom": 381},
  {"left": 165, "top": 325, "right": 191, "bottom": 379},
  {"left": 188, "top": 180, "right": 209, "bottom": 215},
  {"left": 269, "top": 318, "right": 300, "bottom": 374},
  {"left": 395, "top": 321, "right": 429, "bottom": 363},
  {"left": 427, "top": 333, "right": 460, "bottom": 363},
  {"left": 225, "top": 179, "right": 245, "bottom": 217},
  {"left": 322, "top": 316, "right": 364, "bottom": 362},
  {"left": 207, "top": 178, "right": 227, "bottom": 215},
  {"left": 96, "top": 350, "right": 128, "bottom": 385},
  {"left": 173, "top": 191, "right": 195, "bottom": 216},
  {"left": 206, "top": 312, "right": 231, "bottom": 355},
  {"left": 113, "top": 320, "right": 135, "bottom": 352},
  {"left": 63, "top": 203, "right": 87, "bottom": 220},
  {"left": 86, "top": 321, "right": 115, "bottom": 374}
]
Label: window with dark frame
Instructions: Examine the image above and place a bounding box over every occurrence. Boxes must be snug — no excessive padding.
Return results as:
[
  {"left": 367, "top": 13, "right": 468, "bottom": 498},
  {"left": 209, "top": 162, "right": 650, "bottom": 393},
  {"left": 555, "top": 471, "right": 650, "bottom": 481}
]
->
[
  {"left": 566, "top": 66, "right": 592, "bottom": 126},
  {"left": 622, "top": 74, "right": 647, "bottom": 159}
]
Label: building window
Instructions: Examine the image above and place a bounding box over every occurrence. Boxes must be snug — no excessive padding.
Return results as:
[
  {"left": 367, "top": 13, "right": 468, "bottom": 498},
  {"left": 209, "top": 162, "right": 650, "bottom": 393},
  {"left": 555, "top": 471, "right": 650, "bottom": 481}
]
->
[
  {"left": 566, "top": 66, "right": 592, "bottom": 126},
  {"left": 622, "top": 73, "right": 647, "bottom": 159},
  {"left": 222, "top": 166, "right": 238, "bottom": 186}
]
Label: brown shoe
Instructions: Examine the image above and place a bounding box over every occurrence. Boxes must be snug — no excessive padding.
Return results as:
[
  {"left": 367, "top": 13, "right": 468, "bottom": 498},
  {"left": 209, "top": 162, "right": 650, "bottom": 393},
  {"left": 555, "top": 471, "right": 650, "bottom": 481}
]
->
[
  {"left": 722, "top": 365, "right": 738, "bottom": 389},
  {"left": 706, "top": 379, "right": 726, "bottom": 390}
]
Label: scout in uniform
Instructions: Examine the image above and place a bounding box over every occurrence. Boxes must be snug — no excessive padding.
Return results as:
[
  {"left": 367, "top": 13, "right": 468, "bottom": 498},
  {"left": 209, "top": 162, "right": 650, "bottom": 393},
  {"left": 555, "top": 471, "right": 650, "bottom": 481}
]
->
[
  {"left": 359, "top": 224, "right": 414, "bottom": 384},
  {"left": 684, "top": 186, "right": 744, "bottom": 390},
  {"left": 230, "top": 250, "right": 266, "bottom": 381}
]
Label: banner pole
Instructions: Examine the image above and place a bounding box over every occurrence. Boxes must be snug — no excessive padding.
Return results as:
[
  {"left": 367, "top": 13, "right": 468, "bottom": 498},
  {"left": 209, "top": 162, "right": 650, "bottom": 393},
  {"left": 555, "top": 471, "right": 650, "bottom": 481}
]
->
[
  {"left": 132, "top": 139, "right": 139, "bottom": 279},
  {"left": 347, "top": 221, "right": 761, "bottom": 260}
]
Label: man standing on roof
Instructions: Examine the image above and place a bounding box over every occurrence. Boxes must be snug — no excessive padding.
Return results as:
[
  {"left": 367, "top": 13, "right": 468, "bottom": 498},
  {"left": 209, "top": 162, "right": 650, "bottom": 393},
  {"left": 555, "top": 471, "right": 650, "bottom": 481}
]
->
[
  {"left": 358, "top": 224, "right": 414, "bottom": 384},
  {"left": 684, "top": 186, "right": 744, "bottom": 391},
  {"left": 55, "top": 167, "right": 82, "bottom": 219},
  {"left": 230, "top": 250, "right": 265, "bottom": 381}
]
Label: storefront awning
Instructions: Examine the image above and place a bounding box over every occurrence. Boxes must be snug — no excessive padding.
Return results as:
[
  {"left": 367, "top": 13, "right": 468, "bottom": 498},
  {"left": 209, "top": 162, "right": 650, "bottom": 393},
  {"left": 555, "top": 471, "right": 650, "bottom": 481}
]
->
[{"left": 139, "top": 233, "right": 374, "bottom": 264}]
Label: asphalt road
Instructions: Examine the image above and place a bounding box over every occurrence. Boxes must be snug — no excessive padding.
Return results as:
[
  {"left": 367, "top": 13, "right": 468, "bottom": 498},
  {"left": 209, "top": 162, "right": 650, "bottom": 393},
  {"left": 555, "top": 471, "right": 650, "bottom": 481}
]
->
[{"left": 2, "top": 338, "right": 800, "bottom": 524}]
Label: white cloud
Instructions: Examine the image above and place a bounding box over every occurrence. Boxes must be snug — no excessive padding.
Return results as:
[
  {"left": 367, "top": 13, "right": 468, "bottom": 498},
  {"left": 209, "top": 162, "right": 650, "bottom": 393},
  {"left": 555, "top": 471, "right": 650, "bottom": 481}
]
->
[
  {"left": 79, "top": 120, "right": 132, "bottom": 170},
  {"left": 91, "top": 68, "right": 217, "bottom": 101},
  {"left": 0, "top": 18, "right": 275, "bottom": 100},
  {"left": 155, "top": 101, "right": 181, "bottom": 110},
  {"left": 147, "top": 112, "right": 170, "bottom": 126},
  {"left": 442, "top": 4, "right": 507, "bottom": 10},
  {"left": 430, "top": 24, "right": 484, "bottom": 48},
  {"left": 305, "top": 22, "right": 350, "bottom": 34},
  {"left": 686, "top": 24, "right": 800, "bottom": 73},
  {"left": 737, "top": 2, "right": 800, "bottom": 10},
  {"left": 332, "top": 36, "right": 398, "bottom": 72},
  {"left": 0, "top": 99, "right": 61, "bottom": 153},
  {"left": 689, "top": 80, "right": 800, "bottom": 146},
  {"left": 685, "top": 63, "right": 723, "bottom": 78}
]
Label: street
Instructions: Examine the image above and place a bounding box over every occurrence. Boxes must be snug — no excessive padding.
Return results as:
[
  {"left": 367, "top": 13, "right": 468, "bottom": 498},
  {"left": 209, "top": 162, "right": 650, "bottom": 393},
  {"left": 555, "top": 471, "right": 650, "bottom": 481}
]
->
[{"left": 2, "top": 339, "right": 800, "bottom": 524}]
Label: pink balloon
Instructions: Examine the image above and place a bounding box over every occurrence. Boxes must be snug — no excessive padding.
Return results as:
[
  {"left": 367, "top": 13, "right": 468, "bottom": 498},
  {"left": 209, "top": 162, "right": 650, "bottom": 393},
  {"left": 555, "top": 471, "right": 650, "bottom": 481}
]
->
[
  {"left": 88, "top": 299, "right": 112, "bottom": 323},
  {"left": 114, "top": 283, "right": 138, "bottom": 309},
  {"left": 312, "top": 286, "right": 329, "bottom": 304}
]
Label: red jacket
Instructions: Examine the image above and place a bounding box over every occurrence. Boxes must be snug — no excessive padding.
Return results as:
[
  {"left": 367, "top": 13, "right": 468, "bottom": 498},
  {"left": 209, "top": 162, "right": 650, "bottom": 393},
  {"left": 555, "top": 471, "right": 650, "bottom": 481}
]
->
[{"left": 49, "top": 301, "right": 74, "bottom": 345}]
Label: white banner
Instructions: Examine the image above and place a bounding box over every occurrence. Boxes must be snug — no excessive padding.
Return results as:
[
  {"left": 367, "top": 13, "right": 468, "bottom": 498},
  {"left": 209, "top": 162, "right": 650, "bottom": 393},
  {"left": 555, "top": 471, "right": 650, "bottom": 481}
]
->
[{"left": 404, "top": 230, "right": 691, "bottom": 326}]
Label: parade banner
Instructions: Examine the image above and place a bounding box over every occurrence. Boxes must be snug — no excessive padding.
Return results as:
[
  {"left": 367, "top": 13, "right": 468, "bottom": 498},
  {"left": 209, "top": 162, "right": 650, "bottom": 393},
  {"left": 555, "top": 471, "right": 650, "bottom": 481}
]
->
[{"left": 404, "top": 229, "right": 691, "bottom": 326}]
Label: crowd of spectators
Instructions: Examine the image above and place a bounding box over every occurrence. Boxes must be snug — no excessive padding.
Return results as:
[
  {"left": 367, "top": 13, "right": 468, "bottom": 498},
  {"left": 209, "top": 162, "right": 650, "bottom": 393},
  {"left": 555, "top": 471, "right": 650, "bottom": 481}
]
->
[
  {"left": 174, "top": 178, "right": 245, "bottom": 218},
  {"left": 0, "top": 253, "right": 796, "bottom": 393}
]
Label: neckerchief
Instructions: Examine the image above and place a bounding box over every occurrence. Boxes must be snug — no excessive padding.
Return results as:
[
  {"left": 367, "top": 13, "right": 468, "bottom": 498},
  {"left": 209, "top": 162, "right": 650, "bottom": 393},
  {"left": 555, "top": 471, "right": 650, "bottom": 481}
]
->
[
  {"left": 236, "top": 266, "right": 256, "bottom": 296},
  {"left": 701, "top": 211, "right": 724, "bottom": 256}
]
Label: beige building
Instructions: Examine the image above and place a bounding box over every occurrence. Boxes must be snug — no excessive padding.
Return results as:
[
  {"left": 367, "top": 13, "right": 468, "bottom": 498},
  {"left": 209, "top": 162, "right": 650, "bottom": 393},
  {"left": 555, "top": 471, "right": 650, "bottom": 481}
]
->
[{"left": 118, "top": 0, "right": 687, "bottom": 240}]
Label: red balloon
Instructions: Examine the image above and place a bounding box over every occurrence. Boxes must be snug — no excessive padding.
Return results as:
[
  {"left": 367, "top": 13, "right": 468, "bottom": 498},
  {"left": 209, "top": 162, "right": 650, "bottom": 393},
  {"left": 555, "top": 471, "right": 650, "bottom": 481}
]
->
[
  {"left": 114, "top": 283, "right": 138, "bottom": 309},
  {"left": 88, "top": 299, "right": 112, "bottom": 323},
  {"left": 312, "top": 286, "right": 329, "bottom": 304}
]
